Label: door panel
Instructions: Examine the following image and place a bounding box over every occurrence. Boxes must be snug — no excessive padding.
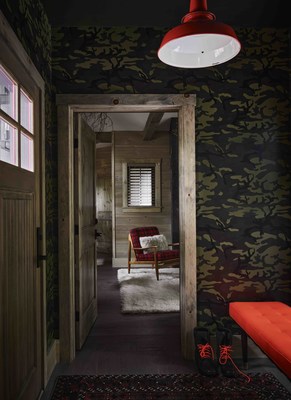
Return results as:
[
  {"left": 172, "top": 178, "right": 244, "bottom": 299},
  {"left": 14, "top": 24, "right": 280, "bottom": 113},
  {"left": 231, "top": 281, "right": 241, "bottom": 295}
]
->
[
  {"left": 0, "top": 189, "right": 41, "bottom": 400},
  {"left": 75, "top": 115, "right": 97, "bottom": 349}
]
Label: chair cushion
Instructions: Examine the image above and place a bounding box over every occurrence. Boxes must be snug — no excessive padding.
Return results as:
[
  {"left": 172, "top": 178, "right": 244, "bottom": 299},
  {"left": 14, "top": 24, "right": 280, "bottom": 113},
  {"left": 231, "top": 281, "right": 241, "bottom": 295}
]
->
[
  {"left": 139, "top": 234, "right": 168, "bottom": 253},
  {"left": 130, "top": 226, "right": 160, "bottom": 255},
  {"left": 136, "top": 249, "right": 179, "bottom": 261}
]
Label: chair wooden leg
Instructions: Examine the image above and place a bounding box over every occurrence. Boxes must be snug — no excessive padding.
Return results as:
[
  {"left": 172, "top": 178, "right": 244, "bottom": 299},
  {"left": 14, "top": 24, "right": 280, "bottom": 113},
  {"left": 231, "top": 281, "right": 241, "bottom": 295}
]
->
[
  {"left": 155, "top": 268, "right": 159, "bottom": 280},
  {"left": 128, "top": 237, "right": 131, "bottom": 274},
  {"left": 155, "top": 263, "right": 159, "bottom": 280}
]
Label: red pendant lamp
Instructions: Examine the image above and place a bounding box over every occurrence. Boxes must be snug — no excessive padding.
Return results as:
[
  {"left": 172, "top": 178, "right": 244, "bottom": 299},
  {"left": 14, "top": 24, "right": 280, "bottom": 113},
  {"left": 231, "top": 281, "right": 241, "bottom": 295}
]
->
[{"left": 158, "top": 0, "right": 241, "bottom": 68}]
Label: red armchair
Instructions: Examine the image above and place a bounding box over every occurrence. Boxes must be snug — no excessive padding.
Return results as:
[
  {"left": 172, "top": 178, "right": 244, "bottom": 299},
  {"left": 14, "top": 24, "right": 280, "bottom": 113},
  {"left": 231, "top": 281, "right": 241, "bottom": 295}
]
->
[{"left": 128, "top": 226, "right": 179, "bottom": 280}]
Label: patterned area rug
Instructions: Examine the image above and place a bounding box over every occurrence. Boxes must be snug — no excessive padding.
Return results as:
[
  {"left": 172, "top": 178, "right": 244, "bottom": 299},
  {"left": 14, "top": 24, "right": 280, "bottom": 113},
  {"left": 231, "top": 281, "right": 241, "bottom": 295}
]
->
[{"left": 50, "top": 373, "right": 291, "bottom": 399}]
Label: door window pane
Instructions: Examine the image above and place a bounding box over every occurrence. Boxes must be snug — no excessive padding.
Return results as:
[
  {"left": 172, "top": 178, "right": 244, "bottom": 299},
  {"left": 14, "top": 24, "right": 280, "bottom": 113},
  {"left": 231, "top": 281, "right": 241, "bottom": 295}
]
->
[
  {"left": 20, "top": 89, "right": 33, "bottom": 133},
  {"left": 21, "top": 132, "right": 34, "bottom": 171},
  {"left": 0, "top": 117, "right": 18, "bottom": 166},
  {"left": 0, "top": 64, "right": 18, "bottom": 121}
]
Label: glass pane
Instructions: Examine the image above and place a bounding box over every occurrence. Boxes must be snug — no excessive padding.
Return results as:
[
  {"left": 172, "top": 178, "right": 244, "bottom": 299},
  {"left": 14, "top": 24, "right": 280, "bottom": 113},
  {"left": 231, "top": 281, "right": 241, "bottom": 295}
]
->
[
  {"left": 21, "top": 132, "right": 34, "bottom": 172},
  {"left": 0, "top": 64, "right": 18, "bottom": 120},
  {"left": 0, "top": 117, "right": 18, "bottom": 166},
  {"left": 20, "top": 89, "right": 33, "bottom": 133}
]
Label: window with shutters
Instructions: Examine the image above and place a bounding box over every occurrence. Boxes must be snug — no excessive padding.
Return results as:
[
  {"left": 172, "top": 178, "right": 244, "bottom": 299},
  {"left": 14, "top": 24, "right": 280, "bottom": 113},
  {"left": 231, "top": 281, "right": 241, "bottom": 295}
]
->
[{"left": 122, "top": 159, "right": 161, "bottom": 212}]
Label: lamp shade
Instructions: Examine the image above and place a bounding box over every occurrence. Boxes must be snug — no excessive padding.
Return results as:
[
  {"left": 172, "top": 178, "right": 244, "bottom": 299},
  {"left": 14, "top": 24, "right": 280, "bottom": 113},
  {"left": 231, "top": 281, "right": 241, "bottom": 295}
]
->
[{"left": 158, "top": 0, "right": 241, "bottom": 68}]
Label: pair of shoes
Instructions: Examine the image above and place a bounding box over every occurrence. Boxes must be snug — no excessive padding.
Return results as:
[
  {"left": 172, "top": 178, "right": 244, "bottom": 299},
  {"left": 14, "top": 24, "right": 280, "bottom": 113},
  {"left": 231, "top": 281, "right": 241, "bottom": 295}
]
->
[{"left": 194, "top": 327, "right": 251, "bottom": 382}]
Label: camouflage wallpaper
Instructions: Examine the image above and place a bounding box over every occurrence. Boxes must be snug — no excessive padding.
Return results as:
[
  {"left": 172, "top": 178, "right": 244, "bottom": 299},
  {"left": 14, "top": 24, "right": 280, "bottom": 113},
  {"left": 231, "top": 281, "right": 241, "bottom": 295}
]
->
[
  {"left": 52, "top": 27, "right": 291, "bottom": 330},
  {"left": 0, "top": 0, "right": 58, "bottom": 348},
  {"left": 1, "top": 0, "right": 291, "bottom": 342}
]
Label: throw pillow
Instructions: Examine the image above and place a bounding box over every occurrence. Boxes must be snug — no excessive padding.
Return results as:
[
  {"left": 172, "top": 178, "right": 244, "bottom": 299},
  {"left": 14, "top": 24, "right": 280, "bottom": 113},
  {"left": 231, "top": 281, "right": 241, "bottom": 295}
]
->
[{"left": 139, "top": 234, "right": 168, "bottom": 254}]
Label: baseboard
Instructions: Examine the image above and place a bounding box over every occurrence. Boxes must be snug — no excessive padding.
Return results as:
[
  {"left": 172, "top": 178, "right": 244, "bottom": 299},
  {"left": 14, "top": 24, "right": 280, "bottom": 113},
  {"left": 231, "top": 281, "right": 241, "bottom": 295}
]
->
[
  {"left": 46, "top": 339, "right": 60, "bottom": 383},
  {"left": 113, "top": 258, "right": 127, "bottom": 267}
]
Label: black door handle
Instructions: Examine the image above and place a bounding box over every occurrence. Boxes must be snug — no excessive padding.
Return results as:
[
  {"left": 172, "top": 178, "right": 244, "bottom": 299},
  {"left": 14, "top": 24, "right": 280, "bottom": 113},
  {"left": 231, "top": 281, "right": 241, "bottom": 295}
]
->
[
  {"left": 37, "top": 227, "right": 47, "bottom": 268},
  {"left": 95, "top": 229, "right": 102, "bottom": 240}
]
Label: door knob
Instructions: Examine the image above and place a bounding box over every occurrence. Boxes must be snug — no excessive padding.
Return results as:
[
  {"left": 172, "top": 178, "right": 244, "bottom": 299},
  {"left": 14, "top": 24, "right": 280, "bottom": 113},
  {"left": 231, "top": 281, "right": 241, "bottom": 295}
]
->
[{"left": 95, "top": 230, "right": 102, "bottom": 240}]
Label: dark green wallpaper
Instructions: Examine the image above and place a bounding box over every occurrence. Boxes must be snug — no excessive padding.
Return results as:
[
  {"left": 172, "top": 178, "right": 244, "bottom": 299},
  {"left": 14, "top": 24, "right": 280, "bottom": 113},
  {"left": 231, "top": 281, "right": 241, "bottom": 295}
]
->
[
  {"left": 0, "top": 0, "right": 51, "bottom": 79},
  {"left": 52, "top": 26, "right": 291, "bottom": 329},
  {"left": 0, "top": 0, "right": 58, "bottom": 348},
  {"left": 1, "top": 0, "right": 291, "bottom": 342}
]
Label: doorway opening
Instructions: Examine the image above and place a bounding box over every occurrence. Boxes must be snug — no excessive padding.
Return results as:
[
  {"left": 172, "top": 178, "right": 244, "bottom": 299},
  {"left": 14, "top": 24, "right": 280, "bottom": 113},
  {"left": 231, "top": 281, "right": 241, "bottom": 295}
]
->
[
  {"left": 57, "top": 94, "right": 197, "bottom": 363},
  {"left": 84, "top": 110, "right": 180, "bottom": 268}
]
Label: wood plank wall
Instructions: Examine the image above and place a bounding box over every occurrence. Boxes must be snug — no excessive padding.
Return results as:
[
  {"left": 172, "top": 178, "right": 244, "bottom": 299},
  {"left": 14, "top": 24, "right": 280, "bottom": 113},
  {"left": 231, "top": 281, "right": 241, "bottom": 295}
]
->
[{"left": 114, "top": 131, "right": 172, "bottom": 260}]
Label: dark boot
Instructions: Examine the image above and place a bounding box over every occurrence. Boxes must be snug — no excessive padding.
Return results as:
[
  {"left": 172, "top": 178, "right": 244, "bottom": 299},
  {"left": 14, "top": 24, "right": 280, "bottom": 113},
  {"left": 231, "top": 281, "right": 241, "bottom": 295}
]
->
[
  {"left": 216, "top": 328, "right": 237, "bottom": 378},
  {"left": 194, "top": 327, "right": 218, "bottom": 377}
]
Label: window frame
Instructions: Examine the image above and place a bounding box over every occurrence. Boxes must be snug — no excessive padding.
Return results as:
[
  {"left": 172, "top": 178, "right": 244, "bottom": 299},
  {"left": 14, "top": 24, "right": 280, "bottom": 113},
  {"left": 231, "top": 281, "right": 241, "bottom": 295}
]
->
[
  {"left": 122, "top": 158, "right": 161, "bottom": 213},
  {"left": 0, "top": 63, "right": 34, "bottom": 172}
]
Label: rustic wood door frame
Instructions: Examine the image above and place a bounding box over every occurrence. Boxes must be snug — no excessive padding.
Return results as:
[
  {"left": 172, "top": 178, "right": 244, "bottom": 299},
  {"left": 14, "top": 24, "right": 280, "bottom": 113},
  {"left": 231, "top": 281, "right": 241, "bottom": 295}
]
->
[{"left": 57, "top": 94, "right": 196, "bottom": 362}]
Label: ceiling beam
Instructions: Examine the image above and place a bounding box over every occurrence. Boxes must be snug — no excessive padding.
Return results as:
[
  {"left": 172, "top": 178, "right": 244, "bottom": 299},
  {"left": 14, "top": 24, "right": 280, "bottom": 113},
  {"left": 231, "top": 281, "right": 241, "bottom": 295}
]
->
[{"left": 142, "top": 112, "right": 164, "bottom": 141}]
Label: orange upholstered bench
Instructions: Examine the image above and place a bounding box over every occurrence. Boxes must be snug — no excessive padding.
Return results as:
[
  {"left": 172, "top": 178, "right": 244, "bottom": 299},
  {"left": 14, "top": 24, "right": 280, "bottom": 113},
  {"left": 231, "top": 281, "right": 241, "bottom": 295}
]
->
[{"left": 229, "top": 301, "right": 291, "bottom": 379}]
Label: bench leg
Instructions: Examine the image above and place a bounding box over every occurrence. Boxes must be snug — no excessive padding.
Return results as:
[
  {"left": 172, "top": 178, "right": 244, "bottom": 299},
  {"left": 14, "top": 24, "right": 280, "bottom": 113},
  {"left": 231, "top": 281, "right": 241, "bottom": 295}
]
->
[{"left": 241, "top": 330, "right": 248, "bottom": 370}]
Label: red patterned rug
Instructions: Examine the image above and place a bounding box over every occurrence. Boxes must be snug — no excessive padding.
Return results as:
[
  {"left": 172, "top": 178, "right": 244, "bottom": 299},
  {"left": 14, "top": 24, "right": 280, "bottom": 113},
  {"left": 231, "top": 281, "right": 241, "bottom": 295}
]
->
[{"left": 50, "top": 373, "right": 291, "bottom": 399}]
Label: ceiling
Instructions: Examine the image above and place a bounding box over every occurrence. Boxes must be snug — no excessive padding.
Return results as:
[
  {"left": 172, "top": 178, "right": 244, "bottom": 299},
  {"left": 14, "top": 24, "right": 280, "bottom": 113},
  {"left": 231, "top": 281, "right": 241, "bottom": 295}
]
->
[
  {"left": 40, "top": 0, "right": 288, "bottom": 28},
  {"left": 82, "top": 112, "right": 178, "bottom": 135}
]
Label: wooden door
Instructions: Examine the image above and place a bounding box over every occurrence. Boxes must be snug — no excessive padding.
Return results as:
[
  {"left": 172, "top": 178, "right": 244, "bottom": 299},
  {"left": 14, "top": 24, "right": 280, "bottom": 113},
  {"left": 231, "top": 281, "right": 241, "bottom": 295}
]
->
[
  {"left": 74, "top": 115, "right": 97, "bottom": 349},
  {"left": 96, "top": 144, "right": 112, "bottom": 256},
  {"left": 0, "top": 70, "right": 42, "bottom": 399}
]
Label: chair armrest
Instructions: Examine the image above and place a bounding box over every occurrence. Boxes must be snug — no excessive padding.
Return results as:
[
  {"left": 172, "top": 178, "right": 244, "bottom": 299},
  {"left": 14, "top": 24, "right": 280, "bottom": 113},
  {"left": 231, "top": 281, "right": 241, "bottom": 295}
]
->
[
  {"left": 133, "top": 246, "right": 158, "bottom": 252},
  {"left": 168, "top": 242, "right": 179, "bottom": 247}
]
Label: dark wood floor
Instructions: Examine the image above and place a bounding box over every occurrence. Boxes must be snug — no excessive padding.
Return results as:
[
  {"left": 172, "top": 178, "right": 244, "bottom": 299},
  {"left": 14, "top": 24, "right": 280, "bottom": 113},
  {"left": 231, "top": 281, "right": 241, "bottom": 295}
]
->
[{"left": 41, "top": 263, "right": 291, "bottom": 399}]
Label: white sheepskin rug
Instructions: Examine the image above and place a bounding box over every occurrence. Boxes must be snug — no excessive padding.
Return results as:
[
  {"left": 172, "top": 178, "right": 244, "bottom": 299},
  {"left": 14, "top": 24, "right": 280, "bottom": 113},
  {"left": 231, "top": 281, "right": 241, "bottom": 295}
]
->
[{"left": 117, "top": 268, "right": 180, "bottom": 314}]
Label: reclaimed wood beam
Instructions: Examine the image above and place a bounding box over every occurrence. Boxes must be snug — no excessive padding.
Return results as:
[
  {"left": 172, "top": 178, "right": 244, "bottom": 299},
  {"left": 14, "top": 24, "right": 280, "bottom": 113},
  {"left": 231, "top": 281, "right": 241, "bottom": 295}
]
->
[{"left": 142, "top": 112, "right": 164, "bottom": 141}]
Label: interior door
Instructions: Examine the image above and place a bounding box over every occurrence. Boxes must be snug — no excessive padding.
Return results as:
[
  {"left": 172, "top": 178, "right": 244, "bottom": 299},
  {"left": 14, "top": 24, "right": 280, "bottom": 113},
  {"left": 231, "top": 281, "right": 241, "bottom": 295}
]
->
[{"left": 74, "top": 114, "right": 97, "bottom": 349}]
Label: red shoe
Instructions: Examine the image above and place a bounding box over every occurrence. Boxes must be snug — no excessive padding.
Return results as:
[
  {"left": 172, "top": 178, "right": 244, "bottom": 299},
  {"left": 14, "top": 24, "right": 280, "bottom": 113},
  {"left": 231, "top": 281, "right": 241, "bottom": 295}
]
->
[
  {"left": 194, "top": 327, "right": 218, "bottom": 377},
  {"left": 217, "top": 328, "right": 251, "bottom": 382}
]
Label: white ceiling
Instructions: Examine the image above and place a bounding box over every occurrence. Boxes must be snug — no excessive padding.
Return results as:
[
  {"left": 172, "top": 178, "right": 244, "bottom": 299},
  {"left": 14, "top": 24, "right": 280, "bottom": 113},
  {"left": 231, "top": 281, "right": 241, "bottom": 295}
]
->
[{"left": 82, "top": 112, "right": 178, "bottom": 133}]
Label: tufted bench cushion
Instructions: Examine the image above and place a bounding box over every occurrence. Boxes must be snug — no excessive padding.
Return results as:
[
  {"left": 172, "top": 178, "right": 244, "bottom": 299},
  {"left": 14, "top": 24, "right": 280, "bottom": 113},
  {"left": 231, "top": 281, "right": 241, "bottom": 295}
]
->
[{"left": 229, "top": 301, "right": 291, "bottom": 378}]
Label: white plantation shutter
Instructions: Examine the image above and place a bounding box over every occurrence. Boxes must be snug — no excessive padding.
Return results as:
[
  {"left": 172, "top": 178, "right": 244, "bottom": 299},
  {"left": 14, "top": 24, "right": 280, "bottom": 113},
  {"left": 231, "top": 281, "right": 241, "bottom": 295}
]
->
[{"left": 127, "top": 165, "right": 155, "bottom": 206}]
